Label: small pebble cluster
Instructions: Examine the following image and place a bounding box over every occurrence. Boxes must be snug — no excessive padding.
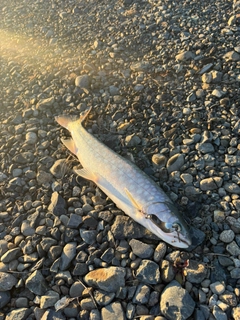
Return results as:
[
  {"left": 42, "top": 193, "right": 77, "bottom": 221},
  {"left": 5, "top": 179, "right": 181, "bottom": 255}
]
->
[{"left": 0, "top": 0, "right": 240, "bottom": 319}]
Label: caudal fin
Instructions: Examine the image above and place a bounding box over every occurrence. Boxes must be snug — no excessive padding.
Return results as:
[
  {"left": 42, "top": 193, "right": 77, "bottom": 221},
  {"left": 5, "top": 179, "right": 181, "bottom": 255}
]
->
[{"left": 55, "top": 106, "right": 92, "bottom": 130}]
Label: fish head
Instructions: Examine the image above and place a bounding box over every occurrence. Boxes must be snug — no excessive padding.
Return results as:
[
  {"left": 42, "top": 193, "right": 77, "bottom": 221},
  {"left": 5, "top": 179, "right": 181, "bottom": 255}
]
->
[{"left": 144, "top": 201, "right": 191, "bottom": 248}]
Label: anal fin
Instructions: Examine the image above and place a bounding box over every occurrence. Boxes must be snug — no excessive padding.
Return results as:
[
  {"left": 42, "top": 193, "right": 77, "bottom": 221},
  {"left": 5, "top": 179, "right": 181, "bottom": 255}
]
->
[{"left": 61, "top": 138, "right": 77, "bottom": 155}]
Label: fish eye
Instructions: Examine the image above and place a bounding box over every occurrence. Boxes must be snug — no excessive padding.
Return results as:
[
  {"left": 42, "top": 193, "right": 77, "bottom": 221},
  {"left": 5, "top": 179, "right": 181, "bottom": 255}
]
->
[
  {"left": 147, "top": 214, "right": 182, "bottom": 234},
  {"left": 172, "top": 223, "right": 182, "bottom": 232}
]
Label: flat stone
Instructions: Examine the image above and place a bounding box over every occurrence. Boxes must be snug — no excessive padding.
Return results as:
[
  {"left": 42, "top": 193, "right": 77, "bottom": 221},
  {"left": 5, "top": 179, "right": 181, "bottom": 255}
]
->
[
  {"left": 210, "top": 281, "right": 225, "bottom": 295},
  {"left": 166, "top": 153, "right": 185, "bottom": 173},
  {"left": 59, "top": 242, "right": 77, "bottom": 271},
  {"left": 48, "top": 192, "right": 67, "bottom": 216},
  {"left": 186, "top": 260, "right": 207, "bottom": 283},
  {"left": 132, "top": 284, "right": 150, "bottom": 304},
  {"left": 213, "top": 305, "right": 227, "bottom": 320},
  {"left": 12, "top": 152, "right": 34, "bottom": 164},
  {"left": 101, "top": 302, "right": 125, "bottom": 320},
  {"left": 224, "top": 182, "right": 240, "bottom": 194},
  {"left": 129, "top": 239, "right": 154, "bottom": 259},
  {"left": 176, "top": 51, "right": 195, "bottom": 61},
  {"left": 25, "top": 270, "right": 48, "bottom": 295},
  {"left": 135, "top": 260, "right": 160, "bottom": 284},
  {"left": 75, "top": 74, "right": 90, "bottom": 88},
  {"left": 50, "top": 159, "right": 67, "bottom": 179},
  {"left": 40, "top": 290, "right": 60, "bottom": 309},
  {"left": 93, "top": 290, "right": 115, "bottom": 307},
  {"left": 1, "top": 248, "right": 21, "bottom": 263},
  {"left": 219, "top": 230, "right": 235, "bottom": 243},
  {"left": 84, "top": 267, "right": 125, "bottom": 292},
  {"left": 0, "top": 272, "right": 17, "bottom": 291},
  {"left": 36, "top": 97, "right": 55, "bottom": 110},
  {"left": 5, "top": 308, "right": 32, "bottom": 320},
  {"left": 160, "top": 280, "right": 195, "bottom": 320},
  {"left": 0, "top": 291, "right": 10, "bottom": 308}
]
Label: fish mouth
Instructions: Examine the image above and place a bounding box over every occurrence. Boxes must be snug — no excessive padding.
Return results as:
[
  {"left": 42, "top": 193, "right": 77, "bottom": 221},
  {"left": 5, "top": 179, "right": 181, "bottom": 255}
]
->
[{"left": 170, "top": 233, "right": 192, "bottom": 248}]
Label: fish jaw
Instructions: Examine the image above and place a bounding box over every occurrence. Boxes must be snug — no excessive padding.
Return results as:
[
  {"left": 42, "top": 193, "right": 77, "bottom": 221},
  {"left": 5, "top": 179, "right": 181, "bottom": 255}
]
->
[{"left": 124, "top": 201, "right": 191, "bottom": 248}]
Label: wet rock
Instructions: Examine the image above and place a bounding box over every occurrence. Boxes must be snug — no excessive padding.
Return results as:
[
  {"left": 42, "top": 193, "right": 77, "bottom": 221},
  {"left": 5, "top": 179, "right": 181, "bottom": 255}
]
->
[
  {"left": 84, "top": 267, "right": 125, "bottom": 292},
  {"left": 160, "top": 280, "right": 195, "bottom": 320}
]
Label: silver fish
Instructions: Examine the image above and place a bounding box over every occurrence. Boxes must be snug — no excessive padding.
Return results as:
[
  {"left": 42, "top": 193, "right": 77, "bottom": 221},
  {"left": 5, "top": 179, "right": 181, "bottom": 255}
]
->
[{"left": 55, "top": 107, "right": 191, "bottom": 248}]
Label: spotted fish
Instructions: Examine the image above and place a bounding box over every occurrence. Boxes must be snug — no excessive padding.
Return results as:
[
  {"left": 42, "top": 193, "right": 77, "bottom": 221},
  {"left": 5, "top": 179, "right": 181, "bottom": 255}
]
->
[{"left": 55, "top": 107, "right": 191, "bottom": 248}]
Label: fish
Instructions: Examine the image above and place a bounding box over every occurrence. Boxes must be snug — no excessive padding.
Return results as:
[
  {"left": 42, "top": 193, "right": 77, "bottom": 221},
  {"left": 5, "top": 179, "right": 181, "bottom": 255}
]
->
[{"left": 55, "top": 107, "right": 191, "bottom": 248}]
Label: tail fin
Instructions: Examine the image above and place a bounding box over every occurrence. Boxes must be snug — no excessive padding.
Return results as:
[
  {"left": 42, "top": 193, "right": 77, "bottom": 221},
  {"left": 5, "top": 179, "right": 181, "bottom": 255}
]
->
[{"left": 55, "top": 106, "right": 92, "bottom": 130}]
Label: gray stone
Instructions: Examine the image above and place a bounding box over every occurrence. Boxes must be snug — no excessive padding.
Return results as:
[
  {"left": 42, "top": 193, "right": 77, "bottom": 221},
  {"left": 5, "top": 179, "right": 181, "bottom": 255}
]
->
[
  {"left": 84, "top": 267, "right": 125, "bottom": 292},
  {"left": 36, "top": 97, "right": 55, "bottom": 110},
  {"left": 176, "top": 51, "right": 195, "bottom": 61},
  {"left": 26, "top": 131, "right": 37, "bottom": 144},
  {"left": 50, "top": 159, "right": 67, "bottom": 179},
  {"left": 129, "top": 239, "right": 154, "bottom": 258},
  {"left": 196, "top": 142, "right": 214, "bottom": 153},
  {"left": 25, "top": 270, "right": 48, "bottom": 295},
  {"left": 48, "top": 192, "right": 67, "bottom": 216},
  {"left": 125, "top": 134, "right": 141, "bottom": 147},
  {"left": 101, "top": 302, "right": 125, "bottom": 320},
  {"left": 223, "top": 51, "right": 240, "bottom": 61},
  {"left": 1, "top": 248, "right": 21, "bottom": 263},
  {"left": 69, "top": 281, "right": 85, "bottom": 298},
  {"left": 200, "top": 177, "right": 222, "bottom": 191},
  {"left": 0, "top": 272, "right": 17, "bottom": 291},
  {"left": 133, "top": 284, "right": 150, "bottom": 304},
  {"left": 186, "top": 260, "right": 207, "bottom": 283},
  {"left": 210, "top": 281, "right": 225, "bottom": 295},
  {"left": 224, "top": 182, "right": 240, "bottom": 194},
  {"left": 160, "top": 280, "right": 195, "bottom": 320},
  {"left": 135, "top": 260, "right": 160, "bottom": 284},
  {"left": 12, "top": 152, "right": 34, "bottom": 164},
  {"left": 75, "top": 74, "right": 90, "bottom": 88},
  {"left": 152, "top": 154, "right": 167, "bottom": 167},
  {"left": 154, "top": 242, "right": 167, "bottom": 263},
  {"left": 219, "top": 230, "right": 235, "bottom": 243},
  {"left": 93, "top": 290, "right": 115, "bottom": 307},
  {"left": 230, "top": 268, "right": 240, "bottom": 279},
  {"left": 36, "top": 170, "right": 52, "bottom": 185},
  {"left": 166, "top": 153, "right": 185, "bottom": 173},
  {"left": 40, "top": 237, "right": 58, "bottom": 251},
  {"left": 0, "top": 291, "right": 10, "bottom": 308},
  {"left": 160, "top": 260, "right": 175, "bottom": 283},
  {"left": 227, "top": 241, "right": 240, "bottom": 256},
  {"left": 5, "top": 308, "right": 32, "bottom": 320},
  {"left": 212, "top": 305, "right": 227, "bottom": 320},
  {"left": 67, "top": 213, "right": 82, "bottom": 228},
  {"left": 80, "top": 229, "right": 97, "bottom": 244},
  {"left": 41, "top": 310, "right": 66, "bottom": 320},
  {"left": 59, "top": 242, "right": 77, "bottom": 271},
  {"left": 21, "top": 220, "right": 35, "bottom": 236},
  {"left": 40, "top": 290, "right": 60, "bottom": 308}
]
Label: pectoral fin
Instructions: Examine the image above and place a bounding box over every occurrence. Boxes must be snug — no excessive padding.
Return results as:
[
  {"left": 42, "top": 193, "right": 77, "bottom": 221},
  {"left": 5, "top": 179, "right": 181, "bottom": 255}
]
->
[
  {"left": 61, "top": 138, "right": 77, "bottom": 155},
  {"left": 124, "top": 188, "right": 144, "bottom": 218},
  {"left": 75, "top": 168, "right": 98, "bottom": 182}
]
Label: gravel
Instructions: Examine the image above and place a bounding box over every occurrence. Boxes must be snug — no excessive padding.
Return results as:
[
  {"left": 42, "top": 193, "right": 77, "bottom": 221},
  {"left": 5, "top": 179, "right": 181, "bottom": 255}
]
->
[{"left": 0, "top": 0, "right": 240, "bottom": 319}]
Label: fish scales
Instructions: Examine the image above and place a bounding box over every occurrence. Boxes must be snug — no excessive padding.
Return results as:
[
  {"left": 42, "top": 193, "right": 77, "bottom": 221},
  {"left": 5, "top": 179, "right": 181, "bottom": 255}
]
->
[{"left": 55, "top": 107, "right": 191, "bottom": 248}]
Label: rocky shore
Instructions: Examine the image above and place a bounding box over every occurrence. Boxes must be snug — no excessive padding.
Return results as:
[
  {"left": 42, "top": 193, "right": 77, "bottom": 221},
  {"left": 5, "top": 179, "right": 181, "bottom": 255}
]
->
[{"left": 0, "top": 0, "right": 240, "bottom": 319}]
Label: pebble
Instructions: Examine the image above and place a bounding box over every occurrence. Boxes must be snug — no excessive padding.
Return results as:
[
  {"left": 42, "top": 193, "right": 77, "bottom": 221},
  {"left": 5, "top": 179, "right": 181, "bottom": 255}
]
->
[
  {"left": 101, "top": 302, "right": 125, "bottom": 320},
  {"left": 0, "top": 272, "right": 17, "bottom": 291},
  {"left": 160, "top": 280, "right": 195, "bottom": 320},
  {"left": 129, "top": 239, "right": 154, "bottom": 258},
  {"left": 135, "top": 260, "right": 160, "bottom": 284},
  {"left": 84, "top": 267, "right": 126, "bottom": 292}
]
